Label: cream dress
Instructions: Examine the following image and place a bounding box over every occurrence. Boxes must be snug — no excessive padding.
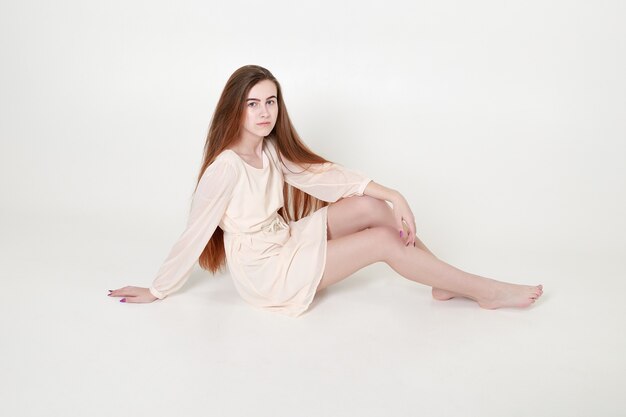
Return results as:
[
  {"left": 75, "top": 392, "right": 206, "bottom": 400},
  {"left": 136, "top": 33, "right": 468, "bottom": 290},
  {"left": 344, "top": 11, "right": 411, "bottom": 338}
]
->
[{"left": 148, "top": 137, "right": 372, "bottom": 317}]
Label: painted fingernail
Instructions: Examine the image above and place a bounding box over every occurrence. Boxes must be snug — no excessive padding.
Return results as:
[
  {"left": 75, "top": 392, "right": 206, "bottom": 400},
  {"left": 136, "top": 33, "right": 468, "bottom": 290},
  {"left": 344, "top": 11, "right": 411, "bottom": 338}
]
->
[
  {"left": 400, "top": 231, "right": 403, "bottom": 237},
  {"left": 120, "top": 298, "right": 126, "bottom": 303}
]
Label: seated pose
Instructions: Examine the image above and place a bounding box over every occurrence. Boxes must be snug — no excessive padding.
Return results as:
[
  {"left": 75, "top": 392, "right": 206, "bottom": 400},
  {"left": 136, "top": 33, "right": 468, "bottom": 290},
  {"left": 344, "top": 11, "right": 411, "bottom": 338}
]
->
[{"left": 108, "top": 65, "right": 543, "bottom": 317}]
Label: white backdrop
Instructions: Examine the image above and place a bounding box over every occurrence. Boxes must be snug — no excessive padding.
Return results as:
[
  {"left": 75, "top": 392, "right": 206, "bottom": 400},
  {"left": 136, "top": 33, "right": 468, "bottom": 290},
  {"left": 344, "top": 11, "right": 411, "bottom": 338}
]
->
[
  {"left": 1, "top": 1, "right": 625, "bottom": 416},
  {"left": 2, "top": 0, "right": 625, "bottom": 262}
]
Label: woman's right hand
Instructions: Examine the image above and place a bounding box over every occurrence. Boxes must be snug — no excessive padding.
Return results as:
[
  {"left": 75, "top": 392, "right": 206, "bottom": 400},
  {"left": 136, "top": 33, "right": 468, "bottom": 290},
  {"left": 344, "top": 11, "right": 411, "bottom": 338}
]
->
[{"left": 108, "top": 286, "right": 159, "bottom": 303}]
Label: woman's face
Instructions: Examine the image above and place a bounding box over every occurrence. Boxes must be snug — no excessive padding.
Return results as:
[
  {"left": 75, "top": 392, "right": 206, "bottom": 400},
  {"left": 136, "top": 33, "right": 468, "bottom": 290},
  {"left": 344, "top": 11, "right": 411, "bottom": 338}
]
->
[{"left": 241, "top": 79, "right": 278, "bottom": 140}]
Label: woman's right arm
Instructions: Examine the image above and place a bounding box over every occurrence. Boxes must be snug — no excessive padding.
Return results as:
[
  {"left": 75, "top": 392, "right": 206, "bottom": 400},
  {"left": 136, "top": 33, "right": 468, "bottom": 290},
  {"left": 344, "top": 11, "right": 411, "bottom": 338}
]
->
[{"left": 108, "top": 157, "right": 239, "bottom": 303}]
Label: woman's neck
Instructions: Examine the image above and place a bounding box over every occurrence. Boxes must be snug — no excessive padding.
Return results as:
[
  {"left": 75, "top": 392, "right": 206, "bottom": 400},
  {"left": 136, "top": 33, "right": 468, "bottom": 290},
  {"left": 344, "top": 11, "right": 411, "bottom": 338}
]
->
[{"left": 229, "top": 136, "right": 264, "bottom": 157}]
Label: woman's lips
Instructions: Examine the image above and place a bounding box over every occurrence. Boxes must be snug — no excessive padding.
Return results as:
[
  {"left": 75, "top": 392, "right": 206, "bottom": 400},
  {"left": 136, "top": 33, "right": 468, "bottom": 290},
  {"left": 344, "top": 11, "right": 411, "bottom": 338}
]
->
[{"left": 257, "top": 122, "right": 271, "bottom": 126}]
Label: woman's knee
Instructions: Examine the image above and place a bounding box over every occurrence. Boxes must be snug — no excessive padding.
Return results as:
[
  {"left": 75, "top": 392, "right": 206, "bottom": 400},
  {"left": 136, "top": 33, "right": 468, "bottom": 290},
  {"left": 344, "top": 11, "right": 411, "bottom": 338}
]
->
[{"left": 348, "top": 195, "right": 393, "bottom": 226}]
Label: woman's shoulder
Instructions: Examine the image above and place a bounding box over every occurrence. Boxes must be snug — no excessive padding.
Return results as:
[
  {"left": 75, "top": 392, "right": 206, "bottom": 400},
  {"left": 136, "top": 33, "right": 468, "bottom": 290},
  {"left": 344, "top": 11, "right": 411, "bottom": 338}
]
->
[
  {"left": 215, "top": 148, "right": 241, "bottom": 163},
  {"left": 199, "top": 151, "right": 241, "bottom": 183},
  {"left": 208, "top": 149, "right": 244, "bottom": 172}
]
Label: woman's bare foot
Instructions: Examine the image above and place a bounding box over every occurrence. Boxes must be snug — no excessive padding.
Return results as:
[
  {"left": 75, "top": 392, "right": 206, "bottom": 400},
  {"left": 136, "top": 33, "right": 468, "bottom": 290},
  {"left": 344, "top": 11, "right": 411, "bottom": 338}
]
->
[
  {"left": 477, "top": 283, "right": 543, "bottom": 309},
  {"left": 432, "top": 284, "right": 544, "bottom": 309},
  {"left": 432, "top": 287, "right": 460, "bottom": 301}
]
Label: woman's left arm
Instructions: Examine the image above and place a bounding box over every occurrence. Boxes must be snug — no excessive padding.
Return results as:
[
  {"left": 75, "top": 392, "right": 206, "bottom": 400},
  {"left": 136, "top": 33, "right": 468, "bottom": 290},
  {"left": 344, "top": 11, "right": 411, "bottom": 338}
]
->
[
  {"left": 363, "top": 181, "right": 417, "bottom": 247},
  {"left": 266, "top": 139, "right": 415, "bottom": 244}
]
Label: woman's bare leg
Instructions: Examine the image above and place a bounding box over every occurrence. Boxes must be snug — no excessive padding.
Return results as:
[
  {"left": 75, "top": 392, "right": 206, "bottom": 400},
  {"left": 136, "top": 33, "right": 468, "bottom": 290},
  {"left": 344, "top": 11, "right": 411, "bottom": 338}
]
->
[
  {"left": 320, "top": 196, "right": 543, "bottom": 308},
  {"left": 325, "top": 196, "right": 464, "bottom": 300}
]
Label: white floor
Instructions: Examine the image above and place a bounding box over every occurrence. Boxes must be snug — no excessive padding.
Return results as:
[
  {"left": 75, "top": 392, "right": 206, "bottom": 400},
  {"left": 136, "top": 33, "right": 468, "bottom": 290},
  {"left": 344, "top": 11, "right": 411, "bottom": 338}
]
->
[{"left": 1, "top": 210, "right": 624, "bottom": 417}]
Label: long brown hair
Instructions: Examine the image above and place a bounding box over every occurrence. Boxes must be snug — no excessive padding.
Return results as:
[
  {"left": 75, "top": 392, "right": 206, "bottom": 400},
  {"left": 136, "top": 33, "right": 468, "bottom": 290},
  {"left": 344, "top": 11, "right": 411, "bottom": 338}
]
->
[{"left": 195, "top": 65, "right": 331, "bottom": 274}]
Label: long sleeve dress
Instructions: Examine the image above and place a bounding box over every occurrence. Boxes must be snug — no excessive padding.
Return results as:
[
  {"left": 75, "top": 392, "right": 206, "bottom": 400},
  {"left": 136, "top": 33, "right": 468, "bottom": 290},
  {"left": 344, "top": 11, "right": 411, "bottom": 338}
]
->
[{"left": 148, "top": 137, "right": 372, "bottom": 317}]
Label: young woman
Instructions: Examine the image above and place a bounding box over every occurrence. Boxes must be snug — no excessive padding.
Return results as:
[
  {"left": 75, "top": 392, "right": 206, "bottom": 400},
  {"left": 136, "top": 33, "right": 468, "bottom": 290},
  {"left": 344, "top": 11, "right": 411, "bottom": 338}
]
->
[{"left": 108, "top": 65, "right": 543, "bottom": 317}]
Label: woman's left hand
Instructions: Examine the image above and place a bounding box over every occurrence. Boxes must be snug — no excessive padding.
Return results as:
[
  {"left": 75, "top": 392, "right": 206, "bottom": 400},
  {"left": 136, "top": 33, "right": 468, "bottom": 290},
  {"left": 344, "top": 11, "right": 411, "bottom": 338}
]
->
[{"left": 391, "top": 193, "right": 417, "bottom": 247}]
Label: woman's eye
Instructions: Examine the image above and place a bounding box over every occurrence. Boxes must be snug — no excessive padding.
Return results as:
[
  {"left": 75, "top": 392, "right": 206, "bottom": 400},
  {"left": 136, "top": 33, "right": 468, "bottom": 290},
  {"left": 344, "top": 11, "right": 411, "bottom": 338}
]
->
[
  {"left": 247, "top": 102, "right": 256, "bottom": 107},
  {"left": 267, "top": 100, "right": 275, "bottom": 105}
]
